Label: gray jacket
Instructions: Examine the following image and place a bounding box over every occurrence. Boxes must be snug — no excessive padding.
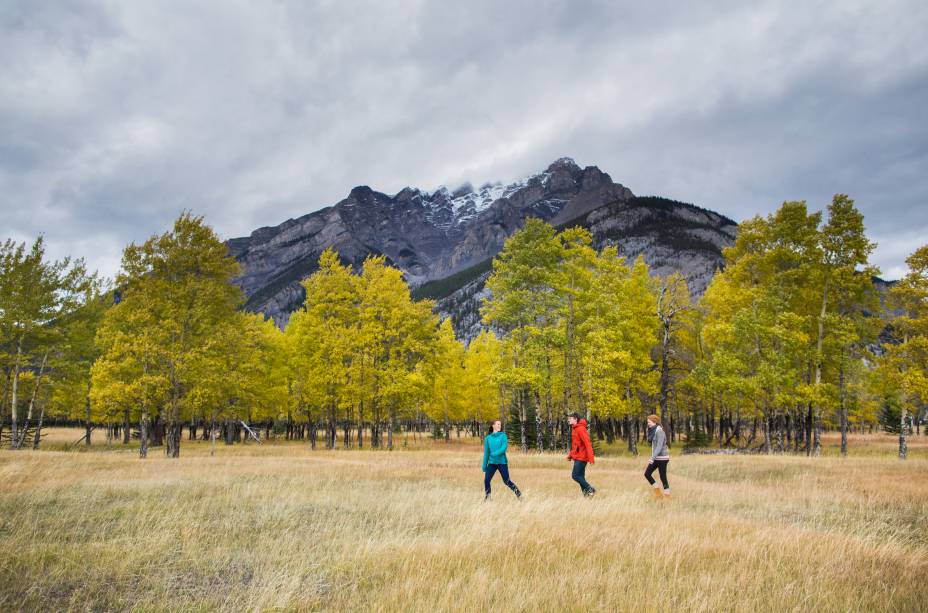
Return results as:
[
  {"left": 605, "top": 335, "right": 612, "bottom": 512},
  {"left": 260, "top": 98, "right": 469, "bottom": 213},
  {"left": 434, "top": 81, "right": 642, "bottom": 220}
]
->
[{"left": 649, "top": 426, "right": 669, "bottom": 462}]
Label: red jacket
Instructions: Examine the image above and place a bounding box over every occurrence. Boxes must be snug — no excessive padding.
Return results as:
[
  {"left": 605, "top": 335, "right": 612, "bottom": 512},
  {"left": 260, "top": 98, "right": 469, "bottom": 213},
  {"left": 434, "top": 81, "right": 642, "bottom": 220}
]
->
[{"left": 567, "top": 418, "right": 595, "bottom": 464}]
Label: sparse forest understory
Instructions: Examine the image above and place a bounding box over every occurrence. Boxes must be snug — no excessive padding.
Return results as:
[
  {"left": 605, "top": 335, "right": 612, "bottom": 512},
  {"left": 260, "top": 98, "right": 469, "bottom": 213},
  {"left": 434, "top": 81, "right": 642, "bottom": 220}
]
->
[{"left": 26, "top": 411, "right": 922, "bottom": 459}]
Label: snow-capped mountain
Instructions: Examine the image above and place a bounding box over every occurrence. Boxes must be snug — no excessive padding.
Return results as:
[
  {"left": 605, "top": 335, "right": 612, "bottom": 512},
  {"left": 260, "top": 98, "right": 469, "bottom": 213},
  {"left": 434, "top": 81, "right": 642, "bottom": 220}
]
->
[
  {"left": 226, "top": 157, "right": 737, "bottom": 334},
  {"left": 424, "top": 168, "right": 562, "bottom": 228}
]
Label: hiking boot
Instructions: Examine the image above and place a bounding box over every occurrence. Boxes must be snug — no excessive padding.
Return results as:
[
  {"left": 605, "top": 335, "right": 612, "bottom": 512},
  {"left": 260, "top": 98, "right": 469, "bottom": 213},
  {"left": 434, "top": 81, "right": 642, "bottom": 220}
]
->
[
  {"left": 662, "top": 489, "right": 671, "bottom": 500},
  {"left": 484, "top": 493, "right": 491, "bottom": 502},
  {"left": 513, "top": 487, "right": 522, "bottom": 500},
  {"left": 651, "top": 486, "right": 663, "bottom": 501}
]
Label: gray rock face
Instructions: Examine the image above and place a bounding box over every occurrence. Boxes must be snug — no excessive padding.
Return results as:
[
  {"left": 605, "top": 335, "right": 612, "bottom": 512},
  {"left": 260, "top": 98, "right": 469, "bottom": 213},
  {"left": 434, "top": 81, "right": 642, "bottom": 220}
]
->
[
  {"left": 228, "top": 158, "right": 634, "bottom": 325},
  {"left": 228, "top": 159, "right": 739, "bottom": 337},
  {"left": 434, "top": 195, "right": 738, "bottom": 342}
]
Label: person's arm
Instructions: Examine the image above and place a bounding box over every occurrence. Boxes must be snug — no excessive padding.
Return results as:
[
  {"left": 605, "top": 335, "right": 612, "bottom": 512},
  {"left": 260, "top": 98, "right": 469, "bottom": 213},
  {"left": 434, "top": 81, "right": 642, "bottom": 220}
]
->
[
  {"left": 581, "top": 427, "right": 594, "bottom": 464},
  {"left": 498, "top": 434, "right": 508, "bottom": 457},
  {"left": 650, "top": 428, "right": 665, "bottom": 464},
  {"left": 482, "top": 438, "right": 489, "bottom": 472}
]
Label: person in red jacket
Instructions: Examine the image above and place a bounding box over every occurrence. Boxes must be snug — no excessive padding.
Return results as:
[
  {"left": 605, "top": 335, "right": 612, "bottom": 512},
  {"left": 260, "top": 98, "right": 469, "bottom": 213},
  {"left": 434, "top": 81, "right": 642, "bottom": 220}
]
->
[{"left": 566, "top": 412, "right": 596, "bottom": 497}]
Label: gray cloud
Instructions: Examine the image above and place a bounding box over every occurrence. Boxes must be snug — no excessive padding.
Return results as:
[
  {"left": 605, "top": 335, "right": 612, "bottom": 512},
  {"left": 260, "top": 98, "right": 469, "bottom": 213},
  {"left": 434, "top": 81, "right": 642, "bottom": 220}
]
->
[{"left": 1, "top": 0, "right": 926, "bottom": 280}]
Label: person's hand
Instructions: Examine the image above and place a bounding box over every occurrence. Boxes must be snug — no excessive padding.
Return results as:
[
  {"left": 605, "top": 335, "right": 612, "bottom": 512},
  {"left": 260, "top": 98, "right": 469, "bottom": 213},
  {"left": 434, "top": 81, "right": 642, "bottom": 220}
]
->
[{"left": 648, "top": 459, "right": 653, "bottom": 465}]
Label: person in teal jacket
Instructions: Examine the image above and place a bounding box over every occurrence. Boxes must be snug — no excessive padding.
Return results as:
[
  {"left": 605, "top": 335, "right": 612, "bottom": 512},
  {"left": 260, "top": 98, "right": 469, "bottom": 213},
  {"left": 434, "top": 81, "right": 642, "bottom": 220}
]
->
[{"left": 482, "top": 419, "right": 522, "bottom": 500}]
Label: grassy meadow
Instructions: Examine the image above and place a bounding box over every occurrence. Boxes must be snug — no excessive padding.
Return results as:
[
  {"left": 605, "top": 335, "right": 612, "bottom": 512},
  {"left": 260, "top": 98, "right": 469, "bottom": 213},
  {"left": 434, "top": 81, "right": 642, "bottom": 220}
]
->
[{"left": 1, "top": 429, "right": 926, "bottom": 612}]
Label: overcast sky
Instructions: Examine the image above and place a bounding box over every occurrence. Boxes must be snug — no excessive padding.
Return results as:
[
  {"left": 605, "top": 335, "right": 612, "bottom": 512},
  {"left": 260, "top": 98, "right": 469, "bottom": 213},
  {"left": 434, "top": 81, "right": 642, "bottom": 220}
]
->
[{"left": 2, "top": 0, "right": 927, "bottom": 280}]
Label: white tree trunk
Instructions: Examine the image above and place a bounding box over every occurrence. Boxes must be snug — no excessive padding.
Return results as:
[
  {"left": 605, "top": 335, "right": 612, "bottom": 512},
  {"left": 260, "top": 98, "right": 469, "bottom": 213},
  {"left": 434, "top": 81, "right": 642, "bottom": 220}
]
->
[
  {"left": 899, "top": 407, "right": 908, "bottom": 460},
  {"left": 10, "top": 341, "right": 22, "bottom": 448}
]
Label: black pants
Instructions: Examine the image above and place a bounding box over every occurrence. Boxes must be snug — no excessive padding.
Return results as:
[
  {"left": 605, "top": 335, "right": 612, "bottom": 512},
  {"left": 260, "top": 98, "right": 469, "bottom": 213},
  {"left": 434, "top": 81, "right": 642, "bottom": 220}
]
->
[
  {"left": 572, "top": 460, "right": 595, "bottom": 494},
  {"left": 485, "top": 463, "right": 520, "bottom": 496},
  {"left": 644, "top": 459, "right": 670, "bottom": 489}
]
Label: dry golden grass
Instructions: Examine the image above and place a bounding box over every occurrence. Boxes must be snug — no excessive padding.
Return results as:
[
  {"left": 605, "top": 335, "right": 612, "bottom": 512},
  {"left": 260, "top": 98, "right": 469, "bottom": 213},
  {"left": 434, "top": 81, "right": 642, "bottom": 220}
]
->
[{"left": 1, "top": 429, "right": 926, "bottom": 612}]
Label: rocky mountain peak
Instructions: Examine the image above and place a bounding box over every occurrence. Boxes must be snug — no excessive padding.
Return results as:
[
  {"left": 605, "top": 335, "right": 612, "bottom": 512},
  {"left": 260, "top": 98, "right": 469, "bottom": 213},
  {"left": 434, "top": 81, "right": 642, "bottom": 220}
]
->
[
  {"left": 346, "top": 185, "right": 377, "bottom": 201},
  {"left": 227, "top": 158, "right": 734, "bottom": 332},
  {"left": 394, "top": 186, "right": 423, "bottom": 202},
  {"left": 546, "top": 156, "right": 581, "bottom": 172}
]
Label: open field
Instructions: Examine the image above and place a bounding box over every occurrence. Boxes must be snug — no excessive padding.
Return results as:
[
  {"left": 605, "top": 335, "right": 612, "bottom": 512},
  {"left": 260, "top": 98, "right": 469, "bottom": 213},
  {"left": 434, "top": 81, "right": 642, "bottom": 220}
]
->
[{"left": 1, "top": 430, "right": 926, "bottom": 612}]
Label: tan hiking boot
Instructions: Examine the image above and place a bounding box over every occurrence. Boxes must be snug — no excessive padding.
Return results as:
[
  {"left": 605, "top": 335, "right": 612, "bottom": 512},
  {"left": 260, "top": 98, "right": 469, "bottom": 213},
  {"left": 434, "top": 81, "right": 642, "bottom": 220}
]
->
[{"left": 651, "top": 486, "right": 663, "bottom": 500}]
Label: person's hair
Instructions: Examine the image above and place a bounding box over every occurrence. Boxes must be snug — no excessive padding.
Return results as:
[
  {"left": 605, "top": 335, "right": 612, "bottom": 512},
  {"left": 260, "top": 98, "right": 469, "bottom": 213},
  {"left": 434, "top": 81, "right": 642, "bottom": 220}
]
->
[
  {"left": 490, "top": 419, "right": 502, "bottom": 433},
  {"left": 647, "top": 414, "right": 661, "bottom": 426},
  {"left": 566, "top": 412, "right": 581, "bottom": 421}
]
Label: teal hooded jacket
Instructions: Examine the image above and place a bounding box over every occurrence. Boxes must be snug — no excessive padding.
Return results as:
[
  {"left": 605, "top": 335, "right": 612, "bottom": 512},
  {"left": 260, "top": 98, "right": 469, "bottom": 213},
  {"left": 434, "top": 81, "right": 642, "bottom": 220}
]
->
[{"left": 482, "top": 431, "right": 509, "bottom": 472}]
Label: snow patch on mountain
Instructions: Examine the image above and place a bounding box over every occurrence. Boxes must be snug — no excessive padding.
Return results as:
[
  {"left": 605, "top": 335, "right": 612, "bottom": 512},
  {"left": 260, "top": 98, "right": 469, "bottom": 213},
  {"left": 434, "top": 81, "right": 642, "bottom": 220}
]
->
[{"left": 427, "top": 171, "right": 552, "bottom": 228}]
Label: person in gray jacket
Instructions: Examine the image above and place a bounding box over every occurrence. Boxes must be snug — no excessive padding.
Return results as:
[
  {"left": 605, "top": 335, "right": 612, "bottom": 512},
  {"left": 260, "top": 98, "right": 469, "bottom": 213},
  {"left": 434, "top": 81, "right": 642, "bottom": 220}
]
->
[{"left": 644, "top": 414, "right": 670, "bottom": 499}]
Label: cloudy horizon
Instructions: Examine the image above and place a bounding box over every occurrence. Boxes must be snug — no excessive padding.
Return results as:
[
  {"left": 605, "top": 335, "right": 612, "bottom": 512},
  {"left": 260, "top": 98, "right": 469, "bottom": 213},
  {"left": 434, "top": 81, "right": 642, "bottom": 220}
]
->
[{"left": 2, "top": 0, "right": 927, "bottom": 280}]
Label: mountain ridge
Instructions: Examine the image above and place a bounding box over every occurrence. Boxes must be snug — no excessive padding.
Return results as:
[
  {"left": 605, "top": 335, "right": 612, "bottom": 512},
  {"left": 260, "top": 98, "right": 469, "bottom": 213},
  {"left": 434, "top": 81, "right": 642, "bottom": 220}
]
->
[{"left": 227, "top": 158, "right": 738, "bottom": 335}]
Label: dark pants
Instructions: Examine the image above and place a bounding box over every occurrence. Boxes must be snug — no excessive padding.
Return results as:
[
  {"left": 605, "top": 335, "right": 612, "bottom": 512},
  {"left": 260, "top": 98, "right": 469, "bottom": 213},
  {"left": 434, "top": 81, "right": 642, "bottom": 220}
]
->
[
  {"left": 484, "top": 463, "right": 520, "bottom": 497},
  {"left": 571, "top": 460, "right": 595, "bottom": 495},
  {"left": 644, "top": 459, "right": 670, "bottom": 489}
]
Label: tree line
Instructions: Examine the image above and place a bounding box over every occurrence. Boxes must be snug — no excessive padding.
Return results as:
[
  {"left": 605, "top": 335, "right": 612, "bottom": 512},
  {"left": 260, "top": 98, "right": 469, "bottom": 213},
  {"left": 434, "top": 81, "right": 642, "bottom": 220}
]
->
[{"left": 1, "top": 196, "right": 926, "bottom": 458}]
